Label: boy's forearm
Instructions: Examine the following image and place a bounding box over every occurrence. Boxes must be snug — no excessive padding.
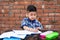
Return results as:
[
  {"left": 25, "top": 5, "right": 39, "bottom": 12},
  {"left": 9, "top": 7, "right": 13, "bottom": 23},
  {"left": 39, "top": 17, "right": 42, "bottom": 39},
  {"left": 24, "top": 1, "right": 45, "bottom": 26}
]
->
[
  {"left": 23, "top": 26, "right": 33, "bottom": 31},
  {"left": 23, "top": 26, "right": 38, "bottom": 32}
]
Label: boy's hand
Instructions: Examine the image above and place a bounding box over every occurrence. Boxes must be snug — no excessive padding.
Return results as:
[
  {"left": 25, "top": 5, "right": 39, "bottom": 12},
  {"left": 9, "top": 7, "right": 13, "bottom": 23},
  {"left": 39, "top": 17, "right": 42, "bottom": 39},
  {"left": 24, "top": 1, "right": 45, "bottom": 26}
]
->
[
  {"left": 30, "top": 28, "right": 38, "bottom": 32},
  {"left": 36, "top": 27, "right": 41, "bottom": 30},
  {"left": 32, "top": 29, "right": 38, "bottom": 32}
]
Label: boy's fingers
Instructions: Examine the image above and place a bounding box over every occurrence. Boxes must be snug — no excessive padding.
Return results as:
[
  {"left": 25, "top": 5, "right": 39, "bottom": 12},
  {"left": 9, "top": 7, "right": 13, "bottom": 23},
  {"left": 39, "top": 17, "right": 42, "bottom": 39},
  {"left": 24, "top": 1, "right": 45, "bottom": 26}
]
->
[
  {"left": 36, "top": 27, "right": 41, "bottom": 30},
  {"left": 33, "top": 29, "right": 38, "bottom": 32}
]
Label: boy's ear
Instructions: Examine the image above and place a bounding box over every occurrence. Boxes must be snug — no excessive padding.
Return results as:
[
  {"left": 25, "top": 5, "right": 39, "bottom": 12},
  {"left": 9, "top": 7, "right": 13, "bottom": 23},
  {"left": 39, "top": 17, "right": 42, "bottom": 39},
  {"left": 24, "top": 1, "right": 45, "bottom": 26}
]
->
[{"left": 26, "top": 13, "right": 28, "bottom": 17}]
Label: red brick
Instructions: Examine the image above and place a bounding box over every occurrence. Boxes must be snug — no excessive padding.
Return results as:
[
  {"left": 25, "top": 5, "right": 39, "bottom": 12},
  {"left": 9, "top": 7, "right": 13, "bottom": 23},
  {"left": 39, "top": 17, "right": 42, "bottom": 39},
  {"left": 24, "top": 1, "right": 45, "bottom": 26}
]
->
[
  {"left": 15, "top": 21, "right": 21, "bottom": 25},
  {"left": 41, "top": 17, "right": 49, "bottom": 21},
  {"left": 44, "top": 0, "right": 57, "bottom": 5},
  {"left": 9, "top": 24, "right": 16, "bottom": 28},
  {"left": 37, "top": 9, "right": 43, "bottom": 13},
  {"left": 13, "top": 5, "right": 24, "bottom": 9},
  {"left": 20, "top": 10, "right": 27, "bottom": 13},
  {"left": 2, "top": 24, "right": 10, "bottom": 27},
  {"left": 55, "top": 5, "right": 60, "bottom": 9},
  {"left": 25, "top": 5, "right": 42, "bottom": 9},
  {"left": 44, "top": 25, "right": 55, "bottom": 30},
  {"left": 55, "top": 25, "right": 60, "bottom": 30},
  {"left": 1, "top": 17, "right": 9, "bottom": 21},
  {"left": 0, "top": 1, "right": 9, "bottom": 5},
  {"left": 15, "top": 13, "right": 21, "bottom": 17},
  {"left": 9, "top": 13, "right": 15, "bottom": 17},
  {"left": 43, "top": 1, "right": 49, "bottom": 5},
  {"left": 32, "top": 1, "right": 42, "bottom": 5},
  {"left": 24, "top": 0, "right": 32, "bottom": 1},
  {"left": 4, "top": 13, "right": 9, "bottom": 17},
  {"left": 55, "top": 21, "right": 60, "bottom": 25},
  {"left": 37, "top": 13, "right": 42, "bottom": 17},
  {"left": 3, "top": 6, "right": 9, "bottom": 9},
  {"left": 41, "top": 21, "right": 49, "bottom": 25},
  {"left": 20, "top": 13, "right": 26, "bottom": 17},
  {"left": 24, "top": 1, "right": 31, "bottom": 5},
  {"left": 37, "top": 5, "right": 42, "bottom": 9},
  {"left": 49, "top": 17, "right": 55, "bottom": 20},
  {"left": 0, "top": 0, "right": 9, "bottom": 2},
  {"left": 11, "top": 25, "right": 21, "bottom": 30},
  {"left": 0, "top": 21, "right": 2, "bottom": 24},
  {"left": 45, "top": 5, "right": 56, "bottom": 9},
  {"left": 0, "top": 6, "right": 2, "bottom": 9},
  {"left": 0, "top": 13, "right": 3, "bottom": 17},
  {"left": 1, "top": 9, "right": 9, "bottom": 14},
  {"left": 19, "top": 17, "right": 24, "bottom": 21},
  {"left": 55, "top": 13, "right": 60, "bottom": 17},
  {"left": 0, "top": 24, "right": 10, "bottom": 28},
  {"left": 15, "top": 17, "right": 20, "bottom": 21},
  {"left": 4, "top": 21, "right": 15, "bottom": 25},
  {"left": 14, "top": 1, "right": 27, "bottom": 5},
  {"left": 48, "top": 13, "right": 55, "bottom": 17},
  {"left": 0, "top": 10, "right": 2, "bottom": 13},
  {"left": 57, "top": 0, "right": 60, "bottom": 5},
  {"left": 55, "top": 9, "right": 60, "bottom": 13},
  {"left": 48, "top": 1, "right": 57, "bottom": 5},
  {"left": 2, "top": 21, "right": 8, "bottom": 24},
  {"left": 9, "top": 17, "right": 16, "bottom": 21},
  {"left": 41, "top": 13, "right": 48, "bottom": 17},
  {"left": 20, "top": 10, "right": 27, "bottom": 17},
  {"left": 9, "top": 21, "right": 15, "bottom": 25},
  {"left": 44, "top": 9, "right": 55, "bottom": 13},
  {"left": 55, "top": 17, "right": 60, "bottom": 21},
  {"left": 11, "top": 9, "right": 20, "bottom": 14},
  {"left": 50, "top": 25, "right": 55, "bottom": 30}
]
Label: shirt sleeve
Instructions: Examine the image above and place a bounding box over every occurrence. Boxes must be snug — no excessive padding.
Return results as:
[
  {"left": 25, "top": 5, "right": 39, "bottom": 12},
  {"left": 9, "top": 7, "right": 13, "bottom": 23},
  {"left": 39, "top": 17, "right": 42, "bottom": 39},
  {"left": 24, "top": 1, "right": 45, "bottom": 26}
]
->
[
  {"left": 35, "top": 20, "right": 43, "bottom": 29},
  {"left": 21, "top": 19, "right": 28, "bottom": 28},
  {"left": 38, "top": 22, "right": 43, "bottom": 29}
]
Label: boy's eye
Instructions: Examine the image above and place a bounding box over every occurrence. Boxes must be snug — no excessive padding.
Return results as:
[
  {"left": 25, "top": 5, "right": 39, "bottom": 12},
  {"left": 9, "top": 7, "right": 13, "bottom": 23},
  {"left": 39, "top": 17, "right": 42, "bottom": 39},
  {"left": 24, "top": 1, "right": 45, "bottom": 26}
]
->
[{"left": 30, "top": 14, "right": 36, "bottom": 16}]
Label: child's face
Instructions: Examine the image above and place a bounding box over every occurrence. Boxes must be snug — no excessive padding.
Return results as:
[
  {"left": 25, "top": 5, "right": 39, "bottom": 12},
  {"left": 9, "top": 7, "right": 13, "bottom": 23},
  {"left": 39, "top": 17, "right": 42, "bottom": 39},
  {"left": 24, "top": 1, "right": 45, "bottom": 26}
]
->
[{"left": 28, "top": 12, "right": 37, "bottom": 20}]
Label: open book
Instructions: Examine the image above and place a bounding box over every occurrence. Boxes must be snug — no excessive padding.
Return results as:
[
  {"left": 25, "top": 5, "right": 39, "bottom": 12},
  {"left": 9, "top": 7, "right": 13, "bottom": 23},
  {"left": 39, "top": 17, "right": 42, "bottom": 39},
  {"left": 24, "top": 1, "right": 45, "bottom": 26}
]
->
[
  {"left": 0, "top": 30, "right": 42, "bottom": 39},
  {"left": 13, "top": 30, "right": 42, "bottom": 34},
  {"left": 0, "top": 31, "right": 26, "bottom": 39}
]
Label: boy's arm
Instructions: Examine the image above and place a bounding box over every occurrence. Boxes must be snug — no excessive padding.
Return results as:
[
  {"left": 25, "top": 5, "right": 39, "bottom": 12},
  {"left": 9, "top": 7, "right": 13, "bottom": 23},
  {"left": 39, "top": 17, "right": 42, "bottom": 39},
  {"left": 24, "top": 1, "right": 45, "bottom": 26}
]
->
[
  {"left": 36, "top": 24, "right": 43, "bottom": 30},
  {"left": 21, "top": 18, "right": 38, "bottom": 32},
  {"left": 35, "top": 20, "right": 43, "bottom": 30},
  {"left": 23, "top": 26, "right": 38, "bottom": 32}
]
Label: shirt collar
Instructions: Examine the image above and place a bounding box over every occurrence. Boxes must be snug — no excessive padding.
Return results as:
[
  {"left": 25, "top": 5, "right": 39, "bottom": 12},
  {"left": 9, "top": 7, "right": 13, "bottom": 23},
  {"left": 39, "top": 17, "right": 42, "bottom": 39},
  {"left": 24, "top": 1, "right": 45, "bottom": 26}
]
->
[{"left": 27, "top": 18, "right": 35, "bottom": 23}]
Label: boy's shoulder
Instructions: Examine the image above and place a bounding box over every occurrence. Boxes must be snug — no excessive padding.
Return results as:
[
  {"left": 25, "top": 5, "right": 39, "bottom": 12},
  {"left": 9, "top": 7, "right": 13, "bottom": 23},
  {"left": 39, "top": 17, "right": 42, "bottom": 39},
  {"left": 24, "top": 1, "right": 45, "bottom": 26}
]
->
[
  {"left": 35, "top": 19, "right": 39, "bottom": 22},
  {"left": 23, "top": 18, "right": 28, "bottom": 21},
  {"left": 23, "top": 18, "right": 40, "bottom": 22}
]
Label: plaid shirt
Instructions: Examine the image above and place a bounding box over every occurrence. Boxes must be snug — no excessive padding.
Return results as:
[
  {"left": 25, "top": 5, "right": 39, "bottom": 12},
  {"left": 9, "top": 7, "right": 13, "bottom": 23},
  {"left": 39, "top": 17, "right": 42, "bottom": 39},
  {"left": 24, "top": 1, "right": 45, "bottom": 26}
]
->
[{"left": 21, "top": 18, "right": 43, "bottom": 29}]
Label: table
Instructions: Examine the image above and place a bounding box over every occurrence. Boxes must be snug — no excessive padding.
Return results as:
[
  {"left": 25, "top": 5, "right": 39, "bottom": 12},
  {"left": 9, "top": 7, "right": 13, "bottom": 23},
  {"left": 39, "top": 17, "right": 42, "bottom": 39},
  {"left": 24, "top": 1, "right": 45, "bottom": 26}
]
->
[{"left": 23, "top": 29, "right": 60, "bottom": 40}]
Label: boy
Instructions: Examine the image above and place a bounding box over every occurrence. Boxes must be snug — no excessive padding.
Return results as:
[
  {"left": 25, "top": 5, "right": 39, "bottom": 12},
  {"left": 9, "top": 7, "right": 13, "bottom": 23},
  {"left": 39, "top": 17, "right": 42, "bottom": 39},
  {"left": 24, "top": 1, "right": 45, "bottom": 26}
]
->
[{"left": 21, "top": 5, "right": 43, "bottom": 32}]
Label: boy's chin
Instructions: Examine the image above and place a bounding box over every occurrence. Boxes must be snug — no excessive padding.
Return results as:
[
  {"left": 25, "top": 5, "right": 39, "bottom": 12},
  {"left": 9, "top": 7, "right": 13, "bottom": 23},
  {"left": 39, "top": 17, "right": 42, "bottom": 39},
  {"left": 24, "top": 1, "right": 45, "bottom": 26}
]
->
[{"left": 30, "top": 19, "right": 35, "bottom": 20}]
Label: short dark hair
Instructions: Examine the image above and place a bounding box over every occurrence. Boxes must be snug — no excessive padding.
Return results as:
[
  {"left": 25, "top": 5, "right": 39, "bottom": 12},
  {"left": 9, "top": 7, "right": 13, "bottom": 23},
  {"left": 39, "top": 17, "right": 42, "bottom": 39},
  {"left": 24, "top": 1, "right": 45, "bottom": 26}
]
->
[{"left": 27, "top": 5, "right": 37, "bottom": 12}]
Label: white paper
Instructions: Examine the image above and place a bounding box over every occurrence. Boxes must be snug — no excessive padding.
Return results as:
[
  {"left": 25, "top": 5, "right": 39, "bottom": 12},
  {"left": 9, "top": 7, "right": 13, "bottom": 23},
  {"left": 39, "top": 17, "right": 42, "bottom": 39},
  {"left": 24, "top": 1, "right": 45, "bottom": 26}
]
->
[
  {"left": 0, "top": 31, "right": 14, "bottom": 38},
  {"left": 31, "top": 31, "right": 42, "bottom": 34},
  {"left": 40, "top": 31, "right": 53, "bottom": 35},
  {"left": 0, "top": 31, "right": 27, "bottom": 39},
  {"left": 13, "top": 30, "right": 42, "bottom": 35}
]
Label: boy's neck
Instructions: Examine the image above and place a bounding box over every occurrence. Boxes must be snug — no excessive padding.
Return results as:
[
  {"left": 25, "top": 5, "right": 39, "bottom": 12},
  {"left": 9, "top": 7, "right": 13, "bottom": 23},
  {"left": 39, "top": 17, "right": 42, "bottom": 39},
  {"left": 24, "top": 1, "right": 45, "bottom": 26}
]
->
[{"left": 28, "top": 18, "right": 35, "bottom": 22}]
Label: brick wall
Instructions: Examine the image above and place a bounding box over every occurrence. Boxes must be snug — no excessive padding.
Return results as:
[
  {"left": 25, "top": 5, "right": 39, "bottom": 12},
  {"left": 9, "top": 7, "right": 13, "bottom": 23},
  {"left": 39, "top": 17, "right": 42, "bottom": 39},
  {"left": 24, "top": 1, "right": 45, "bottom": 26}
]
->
[{"left": 0, "top": 0, "right": 60, "bottom": 34}]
